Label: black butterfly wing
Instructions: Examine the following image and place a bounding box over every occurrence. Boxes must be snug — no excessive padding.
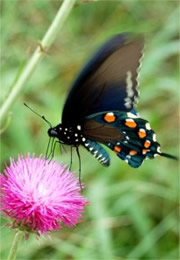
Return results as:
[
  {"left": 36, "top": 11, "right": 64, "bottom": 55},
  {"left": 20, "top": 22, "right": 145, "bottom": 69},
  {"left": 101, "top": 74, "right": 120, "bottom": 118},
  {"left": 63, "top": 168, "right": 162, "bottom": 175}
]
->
[
  {"left": 62, "top": 33, "right": 144, "bottom": 125},
  {"left": 83, "top": 110, "right": 177, "bottom": 168},
  {"left": 82, "top": 111, "right": 170, "bottom": 168}
]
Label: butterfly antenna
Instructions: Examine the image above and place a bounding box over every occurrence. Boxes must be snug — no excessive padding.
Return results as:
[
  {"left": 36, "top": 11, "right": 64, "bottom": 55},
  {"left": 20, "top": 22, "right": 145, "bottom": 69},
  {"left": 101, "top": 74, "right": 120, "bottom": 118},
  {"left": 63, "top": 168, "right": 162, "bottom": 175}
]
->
[{"left": 24, "top": 103, "right": 52, "bottom": 128}]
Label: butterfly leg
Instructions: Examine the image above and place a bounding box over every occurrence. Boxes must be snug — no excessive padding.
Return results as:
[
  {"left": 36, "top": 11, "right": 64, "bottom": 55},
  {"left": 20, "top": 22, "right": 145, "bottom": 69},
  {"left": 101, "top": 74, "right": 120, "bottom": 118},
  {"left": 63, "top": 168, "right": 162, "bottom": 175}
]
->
[
  {"left": 47, "top": 140, "right": 62, "bottom": 161},
  {"left": 51, "top": 140, "right": 60, "bottom": 161},
  {"left": 45, "top": 136, "right": 52, "bottom": 159},
  {"left": 46, "top": 138, "right": 55, "bottom": 160},
  {"left": 75, "top": 146, "right": 82, "bottom": 190},
  {"left": 61, "top": 144, "right": 67, "bottom": 153},
  {"left": 59, "top": 143, "right": 63, "bottom": 155},
  {"left": 69, "top": 146, "right": 73, "bottom": 171}
]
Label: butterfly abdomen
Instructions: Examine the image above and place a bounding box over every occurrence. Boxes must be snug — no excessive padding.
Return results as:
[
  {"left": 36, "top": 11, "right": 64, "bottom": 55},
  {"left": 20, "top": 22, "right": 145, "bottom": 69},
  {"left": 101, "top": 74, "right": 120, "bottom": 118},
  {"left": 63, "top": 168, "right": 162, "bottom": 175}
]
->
[{"left": 82, "top": 139, "right": 110, "bottom": 166}]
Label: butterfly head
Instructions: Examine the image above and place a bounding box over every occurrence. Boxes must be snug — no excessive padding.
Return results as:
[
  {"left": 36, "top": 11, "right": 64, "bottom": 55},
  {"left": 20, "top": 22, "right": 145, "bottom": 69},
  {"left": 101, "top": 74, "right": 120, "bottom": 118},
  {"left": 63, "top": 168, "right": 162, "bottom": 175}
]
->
[
  {"left": 48, "top": 124, "right": 66, "bottom": 144},
  {"left": 48, "top": 123, "right": 83, "bottom": 146},
  {"left": 48, "top": 126, "right": 58, "bottom": 138}
]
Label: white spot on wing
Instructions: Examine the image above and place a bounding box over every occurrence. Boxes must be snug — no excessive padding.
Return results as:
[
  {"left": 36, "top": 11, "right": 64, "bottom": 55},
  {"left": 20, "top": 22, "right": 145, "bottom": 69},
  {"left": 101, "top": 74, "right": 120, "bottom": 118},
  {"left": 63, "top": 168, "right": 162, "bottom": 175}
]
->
[
  {"left": 126, "top": 118, "right": 135, "bottom": 123},
  {"left": 124, "top": 71, "right": 133, "bottom": 108},
  {"left": 157, "top": 146, "right": 161, "bottom": 153},
  {"left": 153, "top": 134, "right": 157, "bottom": 142},
  {"left": 135, "top": 45, "right": 144, "bottom": 104},
  {"left": 124, "top": 43, "right": 144, "bottom": 108},
  {"left": 127, "top": 112, "right": 138, "bottom": 118},
  {"left": 145, "top": 122, "right": 151, "bottom": 130},
  {"left": 107, "top": 112, "right": 114, "bottom": 116},
  {"left": 139, "top": 128, "right": 146, "bottom": 133},
  {"left": 154, "top": 153, "right": 159, "bottom": 157},
  {"left": 126, "top": 71, "right": 134, "bottom": 97}
]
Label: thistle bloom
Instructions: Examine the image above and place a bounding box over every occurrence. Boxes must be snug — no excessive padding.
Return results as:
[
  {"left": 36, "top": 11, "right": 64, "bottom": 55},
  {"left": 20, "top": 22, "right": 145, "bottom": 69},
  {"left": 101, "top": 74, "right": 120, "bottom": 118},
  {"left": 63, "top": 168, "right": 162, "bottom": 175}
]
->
[{"left": 0, "top": 154, "right": 88, "bottom": 235}]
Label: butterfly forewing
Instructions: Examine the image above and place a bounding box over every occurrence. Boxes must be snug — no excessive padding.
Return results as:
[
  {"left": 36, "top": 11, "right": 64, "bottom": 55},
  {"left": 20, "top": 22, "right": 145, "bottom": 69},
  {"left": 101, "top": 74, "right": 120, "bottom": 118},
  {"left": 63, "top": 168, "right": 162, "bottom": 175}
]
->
[{"left": 62, "top": 34, "right": 144, "bottom": 125}]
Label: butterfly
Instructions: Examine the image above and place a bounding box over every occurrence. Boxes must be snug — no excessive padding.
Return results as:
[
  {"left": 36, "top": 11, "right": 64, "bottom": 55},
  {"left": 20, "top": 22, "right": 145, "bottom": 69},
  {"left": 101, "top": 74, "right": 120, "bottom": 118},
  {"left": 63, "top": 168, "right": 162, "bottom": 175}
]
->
[{"left": 47, "top": 33, "right": 177, "bottom": 169}]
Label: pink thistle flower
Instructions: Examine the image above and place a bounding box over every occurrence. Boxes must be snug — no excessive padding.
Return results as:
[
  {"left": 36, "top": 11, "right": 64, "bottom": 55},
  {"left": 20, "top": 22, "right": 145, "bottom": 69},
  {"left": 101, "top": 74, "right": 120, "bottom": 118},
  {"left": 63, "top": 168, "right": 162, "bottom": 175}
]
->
[{"left": 0, "top": 154, "right": 89, "bottom": 235}]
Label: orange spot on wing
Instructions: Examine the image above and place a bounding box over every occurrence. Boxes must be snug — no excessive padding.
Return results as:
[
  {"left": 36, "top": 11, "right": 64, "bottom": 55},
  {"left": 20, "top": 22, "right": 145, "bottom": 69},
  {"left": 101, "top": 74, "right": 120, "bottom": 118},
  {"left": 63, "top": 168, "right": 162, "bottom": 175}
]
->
[
  {"left": 142, "top": 149, "right": 150, "bottom": 154},
  {"left": 138, "top": 129, "right": 146, "bottom": 138},
  {"left": 129, "top": 150, "right": 137, "bottom": 155},
  {"left": 144, "top": 140, "right": 151, "bottom": 148},
  {"left": 104, "top": 113, "right": 116, "bottom": 123},
  {"left": 125, "top": 119, "right": 137, "bottom": 128},
  {"left": 114, "top": 146, "right": 121, "bottom": 153}
]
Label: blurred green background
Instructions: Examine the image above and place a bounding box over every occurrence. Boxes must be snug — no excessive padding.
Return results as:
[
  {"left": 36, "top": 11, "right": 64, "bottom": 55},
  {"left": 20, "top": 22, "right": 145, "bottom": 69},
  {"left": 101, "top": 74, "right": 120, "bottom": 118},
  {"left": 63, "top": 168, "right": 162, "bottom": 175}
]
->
[{"left": 1, "top": 0, "right": 179, "bottom": 259}]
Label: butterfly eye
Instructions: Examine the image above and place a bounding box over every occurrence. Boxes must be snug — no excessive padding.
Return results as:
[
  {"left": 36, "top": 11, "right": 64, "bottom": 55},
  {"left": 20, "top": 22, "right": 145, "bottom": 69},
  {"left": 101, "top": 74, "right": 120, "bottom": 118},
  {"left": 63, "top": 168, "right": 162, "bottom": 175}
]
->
[{"left": 48, "top": 128, "right": 58, "bottom": 138}]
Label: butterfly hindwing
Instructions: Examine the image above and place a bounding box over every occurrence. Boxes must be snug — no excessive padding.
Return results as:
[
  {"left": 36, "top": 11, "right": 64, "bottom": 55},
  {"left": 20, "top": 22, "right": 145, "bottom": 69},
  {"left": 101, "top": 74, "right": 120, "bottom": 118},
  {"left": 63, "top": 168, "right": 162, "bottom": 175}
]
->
[
  {"left": 62, "top": 33, "right": 144, "bottom": 125},
  {"left": 83, "top": 111, "right": 162, "bottom": 167}
]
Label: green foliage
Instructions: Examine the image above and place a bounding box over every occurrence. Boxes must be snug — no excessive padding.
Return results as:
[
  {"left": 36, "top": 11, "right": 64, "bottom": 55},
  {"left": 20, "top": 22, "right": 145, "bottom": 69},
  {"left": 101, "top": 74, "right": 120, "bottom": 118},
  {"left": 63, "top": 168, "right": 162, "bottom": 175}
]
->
[{"left": 1, "top": 0, "right": 179, "bottom": 259}]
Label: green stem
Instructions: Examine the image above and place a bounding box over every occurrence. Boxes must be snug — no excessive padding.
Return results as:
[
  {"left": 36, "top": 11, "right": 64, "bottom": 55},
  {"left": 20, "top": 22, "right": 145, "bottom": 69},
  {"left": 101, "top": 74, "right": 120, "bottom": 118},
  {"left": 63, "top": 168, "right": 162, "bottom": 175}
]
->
[
  {"left": 7, "top": 230, "right": 23, "bottom": 260},
  {"left": 0, "top": 0, "right": 76, "bottom": 125}
]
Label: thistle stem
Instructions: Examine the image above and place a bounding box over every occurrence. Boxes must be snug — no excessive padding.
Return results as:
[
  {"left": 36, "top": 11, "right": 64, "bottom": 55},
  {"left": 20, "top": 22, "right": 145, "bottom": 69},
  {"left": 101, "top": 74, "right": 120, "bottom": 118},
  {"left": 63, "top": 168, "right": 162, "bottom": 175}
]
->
[
  {"left": 7, "top": 230, "right": 23, "bottom": 260},
  {"left": 0, "top": 0, "right": 76, "bottom": 125}
]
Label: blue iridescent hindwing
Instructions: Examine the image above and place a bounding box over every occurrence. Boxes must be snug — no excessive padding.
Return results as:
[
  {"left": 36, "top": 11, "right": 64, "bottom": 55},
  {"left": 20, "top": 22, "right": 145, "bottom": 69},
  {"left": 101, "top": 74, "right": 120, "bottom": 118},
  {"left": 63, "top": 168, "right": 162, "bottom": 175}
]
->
[{"left": 84, "top": 111, "right": 161, "bottom": 168}]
